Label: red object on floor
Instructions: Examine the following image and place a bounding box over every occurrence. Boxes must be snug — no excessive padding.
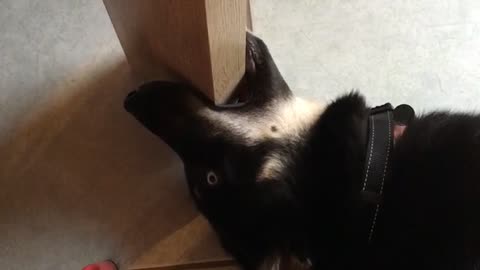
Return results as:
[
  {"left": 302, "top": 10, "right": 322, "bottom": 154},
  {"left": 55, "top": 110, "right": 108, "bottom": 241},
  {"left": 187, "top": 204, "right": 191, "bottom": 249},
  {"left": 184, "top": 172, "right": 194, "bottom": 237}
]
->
[{"left": 82, "top": 260, "right": 117, "bottom": 270}]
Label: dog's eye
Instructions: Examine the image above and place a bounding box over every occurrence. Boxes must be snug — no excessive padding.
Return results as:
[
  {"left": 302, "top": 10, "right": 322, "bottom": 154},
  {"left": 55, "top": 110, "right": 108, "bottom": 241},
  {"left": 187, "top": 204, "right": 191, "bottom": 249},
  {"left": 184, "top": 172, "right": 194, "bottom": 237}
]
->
[{"left": 206, "top": 171, "right": 219, "bottom": 186}]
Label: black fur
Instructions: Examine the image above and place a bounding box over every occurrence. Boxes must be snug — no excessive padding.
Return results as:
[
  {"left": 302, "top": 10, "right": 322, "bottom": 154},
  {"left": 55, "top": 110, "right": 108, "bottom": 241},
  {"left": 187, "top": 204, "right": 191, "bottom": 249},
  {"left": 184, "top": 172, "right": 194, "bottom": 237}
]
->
[
  {"left": 297, "top": 94, "right": 480, "bottom": 269},
  {"left": 124, "top": 33, "right": 480, "bottom": 269}
]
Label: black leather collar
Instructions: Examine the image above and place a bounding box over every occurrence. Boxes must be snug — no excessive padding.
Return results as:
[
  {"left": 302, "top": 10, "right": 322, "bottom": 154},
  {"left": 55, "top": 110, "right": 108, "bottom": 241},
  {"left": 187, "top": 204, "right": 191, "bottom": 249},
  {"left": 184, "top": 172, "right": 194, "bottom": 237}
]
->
[
  {"left": 361, "top": 103, "right": 394, "bottom": 243},
  {"left": 359, "top": 103, "right": 415, "bottom": 244}
]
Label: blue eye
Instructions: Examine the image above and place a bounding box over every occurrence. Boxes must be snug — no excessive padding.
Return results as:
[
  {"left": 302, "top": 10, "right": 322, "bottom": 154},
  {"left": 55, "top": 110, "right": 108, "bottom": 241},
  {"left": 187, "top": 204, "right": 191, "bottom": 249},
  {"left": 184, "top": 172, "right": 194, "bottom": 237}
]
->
[{"left": 206, "top": 171, "right": 219, "bottom": 186}]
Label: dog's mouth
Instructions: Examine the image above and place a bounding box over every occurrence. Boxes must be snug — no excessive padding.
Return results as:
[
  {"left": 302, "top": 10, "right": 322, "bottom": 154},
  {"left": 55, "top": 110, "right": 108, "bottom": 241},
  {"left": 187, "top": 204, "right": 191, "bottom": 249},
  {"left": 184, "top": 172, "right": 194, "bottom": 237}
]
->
[
  {"left": 216, "top": 45, "right": 256, "bottom": 108},
  {"left": 218, "top": 76, "right": 251, "bottom": 108}
]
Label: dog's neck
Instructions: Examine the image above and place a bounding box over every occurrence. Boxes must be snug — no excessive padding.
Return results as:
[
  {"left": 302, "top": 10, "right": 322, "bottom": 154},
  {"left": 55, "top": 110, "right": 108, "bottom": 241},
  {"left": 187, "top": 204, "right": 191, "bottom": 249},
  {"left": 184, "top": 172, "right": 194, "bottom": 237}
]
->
[{"left": 298, "top": 95, "right": 413, "bottom": 268}]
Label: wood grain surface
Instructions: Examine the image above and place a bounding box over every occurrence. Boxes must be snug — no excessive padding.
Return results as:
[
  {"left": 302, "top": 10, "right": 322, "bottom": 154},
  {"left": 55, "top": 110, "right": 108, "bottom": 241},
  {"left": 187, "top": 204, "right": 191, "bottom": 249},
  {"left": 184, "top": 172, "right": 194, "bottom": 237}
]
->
[{"left": 103, "top": 0, "right": 248, "bottom": 104}]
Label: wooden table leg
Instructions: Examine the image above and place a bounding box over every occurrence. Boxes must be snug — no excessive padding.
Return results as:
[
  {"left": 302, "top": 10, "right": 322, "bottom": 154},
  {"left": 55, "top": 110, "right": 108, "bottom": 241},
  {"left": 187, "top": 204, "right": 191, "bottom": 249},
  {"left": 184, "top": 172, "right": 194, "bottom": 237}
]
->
[{"left": 103, "top": 0, "right": 249, "bottom": 104}]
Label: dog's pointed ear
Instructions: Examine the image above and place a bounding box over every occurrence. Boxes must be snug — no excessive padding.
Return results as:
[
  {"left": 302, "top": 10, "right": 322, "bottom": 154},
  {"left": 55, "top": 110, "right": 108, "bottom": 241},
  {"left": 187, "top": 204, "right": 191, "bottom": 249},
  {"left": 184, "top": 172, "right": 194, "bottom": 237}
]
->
[
  {"left": 317, "top": 92, "right": 368, "bottom": 135},
  {"left": 245, "top": 32, "right": 292, "bottom": 106}
]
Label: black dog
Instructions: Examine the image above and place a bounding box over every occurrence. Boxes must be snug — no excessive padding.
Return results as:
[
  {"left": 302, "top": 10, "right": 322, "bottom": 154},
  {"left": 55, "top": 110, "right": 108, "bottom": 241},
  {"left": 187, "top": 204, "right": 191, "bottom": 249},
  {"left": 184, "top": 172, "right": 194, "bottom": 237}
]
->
[{"left": 124, "top": 33, "right": 480, "bottom": 270}]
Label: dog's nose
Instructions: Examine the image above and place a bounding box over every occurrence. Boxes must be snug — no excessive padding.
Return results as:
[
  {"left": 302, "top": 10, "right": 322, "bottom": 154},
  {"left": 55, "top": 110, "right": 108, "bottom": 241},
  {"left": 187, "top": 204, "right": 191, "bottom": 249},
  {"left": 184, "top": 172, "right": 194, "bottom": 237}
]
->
[{"left": 124, "top": 90, "right": 138, "bottom": 112}]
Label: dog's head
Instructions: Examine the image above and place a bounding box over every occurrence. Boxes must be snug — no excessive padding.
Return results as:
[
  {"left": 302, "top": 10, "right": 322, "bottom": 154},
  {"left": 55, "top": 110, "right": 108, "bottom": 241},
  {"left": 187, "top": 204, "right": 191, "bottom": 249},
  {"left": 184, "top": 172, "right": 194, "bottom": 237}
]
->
[{"left": 124, "top": 33, "right": 327, "bottom": 268}]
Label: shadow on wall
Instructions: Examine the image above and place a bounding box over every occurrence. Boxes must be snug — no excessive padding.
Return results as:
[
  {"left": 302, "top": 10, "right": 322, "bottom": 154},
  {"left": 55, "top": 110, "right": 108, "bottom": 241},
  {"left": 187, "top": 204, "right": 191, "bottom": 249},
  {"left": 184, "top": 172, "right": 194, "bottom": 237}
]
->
[{"left": 0, "top": 59, "right": 198, "bottom": 269}]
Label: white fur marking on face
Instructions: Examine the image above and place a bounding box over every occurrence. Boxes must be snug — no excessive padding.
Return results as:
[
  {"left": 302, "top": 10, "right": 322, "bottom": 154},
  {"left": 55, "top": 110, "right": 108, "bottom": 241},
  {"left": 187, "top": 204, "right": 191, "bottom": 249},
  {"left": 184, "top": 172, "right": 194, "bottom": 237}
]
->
[
  {"left": 200, "top": 97, "right": 324, "bottom": 145},
  {"left": 259, "top": 152, "right": 287, "bottom": 181},
  {"left": 260, "top": 254, "right": 313, "bottom": 270},
  {"left": 199, "top": 96, "right": 325, "bottom": 180},
  {"left": 259, "top": 255, "right": 281, "bottom": 270}
]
